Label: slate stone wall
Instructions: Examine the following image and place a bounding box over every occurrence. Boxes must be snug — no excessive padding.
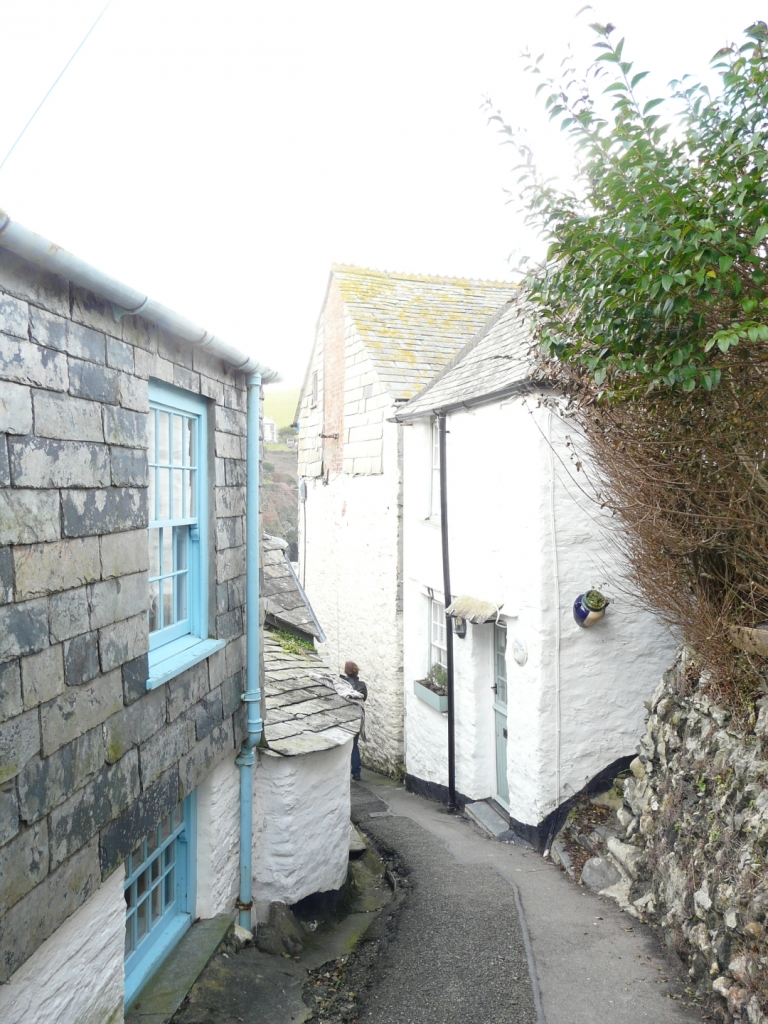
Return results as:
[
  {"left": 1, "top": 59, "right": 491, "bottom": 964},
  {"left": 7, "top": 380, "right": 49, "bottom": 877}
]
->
[{"left": 0, "top": 248, "right": 251, "bottom": 984}]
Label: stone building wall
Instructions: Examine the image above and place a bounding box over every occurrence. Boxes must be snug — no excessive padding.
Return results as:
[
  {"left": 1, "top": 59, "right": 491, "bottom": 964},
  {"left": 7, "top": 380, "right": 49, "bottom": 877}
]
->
[
  {"left": 618, "top": 650, "right": 768, "bottom": 1024},
  {"left": 0, "top": 247, "right": 249, "bottom": 998}
]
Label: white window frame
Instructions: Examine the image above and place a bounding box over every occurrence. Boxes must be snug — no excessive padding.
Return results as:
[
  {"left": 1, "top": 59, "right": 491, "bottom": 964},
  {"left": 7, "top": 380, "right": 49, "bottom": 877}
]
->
[
  {"left": 430, "top": 417, "right": 441, "bottom": 519},
  {"left": 146, "top": 381, "right": 224, "bottom": 690},
  {"left": 430, "top": 598, "right": 447, "bottom": 671}
]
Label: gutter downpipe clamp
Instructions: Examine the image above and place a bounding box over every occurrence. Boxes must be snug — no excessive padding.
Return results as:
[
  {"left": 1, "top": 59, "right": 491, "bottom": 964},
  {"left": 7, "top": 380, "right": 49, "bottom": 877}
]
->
[{"left": 236, "top": 369, "right": 264, "bottom": 931}]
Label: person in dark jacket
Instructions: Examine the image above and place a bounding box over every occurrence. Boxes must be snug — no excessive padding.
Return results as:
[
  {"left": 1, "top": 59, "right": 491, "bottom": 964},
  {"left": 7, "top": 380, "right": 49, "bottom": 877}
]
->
[{"left": 337, "top": 660, "right": 367, "bottom": 780}]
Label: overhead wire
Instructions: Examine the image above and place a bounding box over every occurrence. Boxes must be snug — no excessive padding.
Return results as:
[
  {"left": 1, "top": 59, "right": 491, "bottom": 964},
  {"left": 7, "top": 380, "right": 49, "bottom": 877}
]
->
[{"left": 0, "top": 0, "right": 117, "bottom": 174}]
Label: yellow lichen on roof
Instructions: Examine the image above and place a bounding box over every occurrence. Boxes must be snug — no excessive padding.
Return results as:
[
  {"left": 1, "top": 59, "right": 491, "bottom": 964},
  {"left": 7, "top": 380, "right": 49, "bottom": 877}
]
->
[{"left": 332, "top": 265, "right": 516, "bottom": 400}]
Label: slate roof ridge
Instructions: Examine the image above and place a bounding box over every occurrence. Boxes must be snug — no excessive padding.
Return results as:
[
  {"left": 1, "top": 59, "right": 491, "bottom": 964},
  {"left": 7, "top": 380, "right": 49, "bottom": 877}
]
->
[{"left": 331, "top": 263, "right": 517, "bottom": 289}]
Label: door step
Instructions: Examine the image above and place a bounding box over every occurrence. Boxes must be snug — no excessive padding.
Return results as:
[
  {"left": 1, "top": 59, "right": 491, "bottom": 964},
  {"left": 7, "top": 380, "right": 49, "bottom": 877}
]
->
[{"left": 464, "top": 799, "right": 509, "bottom": 839}]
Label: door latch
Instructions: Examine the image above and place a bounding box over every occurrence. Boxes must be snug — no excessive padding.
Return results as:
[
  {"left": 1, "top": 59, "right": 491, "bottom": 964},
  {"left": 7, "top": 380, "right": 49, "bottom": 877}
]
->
[{"left": 503, "top": 728, "right": 508, "bottom": 739}]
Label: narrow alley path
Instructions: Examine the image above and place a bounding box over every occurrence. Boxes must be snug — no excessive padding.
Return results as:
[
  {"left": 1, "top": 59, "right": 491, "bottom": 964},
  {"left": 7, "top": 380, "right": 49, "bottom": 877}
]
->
[{"left": 351, "top": 772, "right": 704, "bottom": 1024}]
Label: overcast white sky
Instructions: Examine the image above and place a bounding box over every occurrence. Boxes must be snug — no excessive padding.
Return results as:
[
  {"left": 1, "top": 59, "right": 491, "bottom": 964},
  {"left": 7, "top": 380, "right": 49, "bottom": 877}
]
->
[{"left": 0, "top": 1, "right": 762, "bottom": 385}]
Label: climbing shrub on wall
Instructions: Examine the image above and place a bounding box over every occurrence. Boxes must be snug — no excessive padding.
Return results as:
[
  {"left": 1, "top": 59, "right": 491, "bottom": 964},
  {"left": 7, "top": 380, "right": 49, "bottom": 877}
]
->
[{"left": 492, "top": 23, "right": 768, "bottom": 710}]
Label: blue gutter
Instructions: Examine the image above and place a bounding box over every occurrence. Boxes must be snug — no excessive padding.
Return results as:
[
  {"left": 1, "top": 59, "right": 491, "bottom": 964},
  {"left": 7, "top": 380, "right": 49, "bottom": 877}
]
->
[{"left": 236, "top": 370, "right": 266, "bottom": 931}]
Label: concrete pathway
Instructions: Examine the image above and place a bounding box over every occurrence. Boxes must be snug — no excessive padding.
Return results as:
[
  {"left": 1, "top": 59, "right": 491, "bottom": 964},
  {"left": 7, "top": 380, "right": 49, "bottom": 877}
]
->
[{"left": 352, "top": 770, "right": 704, "bottom": 1024}]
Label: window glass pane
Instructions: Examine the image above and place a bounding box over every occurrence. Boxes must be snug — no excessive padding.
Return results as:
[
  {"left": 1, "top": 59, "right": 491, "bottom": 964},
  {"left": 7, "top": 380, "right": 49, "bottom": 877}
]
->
[
  {"left": 177, "top": 572, "right": 187, "bottom": 622},
  {"left": 164, "top": 868, "right": 175, "bottom": 907},
  {"left": 137, "top": 869, "right": 148, "bottom": 899},
  {"left": 162, "top": 579, "right": 174, "bottom": 627},
  {"left": 186, "top": 419, "right": 196, "bottom": 468},
  {"left": 158, "top": 412, "right": 170, "bottom": 464},
  {"left": 176, "top": 528, "right": 187, "bottom": 571},
  {"left": 172, "top": 469, "right": 183, "bottom": 519},
  {"left": 136, "top": 898, "right": 148, "bottom": 941},
  {"left": 152, "top": 884, "right": 162, "bottom": 922},
  {"left": 186, "top": 470, "right": 195, "bottom": 517},
  {"left": 147, "top": 827, "right": 159, "bottom": 856},
  {"left": 148, "top": 409, "right": 156, "bottom": 461},
  {"left": 172, "top": 415, "right": 183, "bottom": 464},
  {"left": 149, "top": 581, "right": 160, "bottom": 633},
  {"left": 125, "top": 917, "right": 134, "bottom": 957},
  {"left": 159, "top": 469, "right": 170, "bottom": 520},
  {"left": 162, "top": 529, "right": 173, "bottom": 577},
  {"left": 148, "top": 468, "right": 156, "bottom": 522},
  {"left": 149, "top": 530, "right": 160, "bottom": 578}
]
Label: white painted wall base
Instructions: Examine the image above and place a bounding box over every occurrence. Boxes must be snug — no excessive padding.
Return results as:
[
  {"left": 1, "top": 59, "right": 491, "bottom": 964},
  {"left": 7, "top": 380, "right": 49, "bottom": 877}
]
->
[
  {"left": 196, "top": 753, "right": 239, "bottom": 919},
  {"left": 0, "top": 870, "right": 124, "bottom": 1024},
  {"left": 251, "top": 742, "right": 352, "bottom": 923}
]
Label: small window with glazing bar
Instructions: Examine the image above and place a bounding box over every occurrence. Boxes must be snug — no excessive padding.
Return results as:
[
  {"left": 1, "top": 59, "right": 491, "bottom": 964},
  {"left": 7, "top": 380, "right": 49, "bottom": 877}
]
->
[{"left": 146, "top": 381, "right": 223, "bottom": 689}]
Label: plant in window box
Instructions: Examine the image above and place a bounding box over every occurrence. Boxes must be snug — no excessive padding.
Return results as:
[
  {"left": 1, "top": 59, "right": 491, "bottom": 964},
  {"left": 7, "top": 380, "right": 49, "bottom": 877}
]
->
[{"left": 413, "top": 665, "right": 449, "bottom": 711}]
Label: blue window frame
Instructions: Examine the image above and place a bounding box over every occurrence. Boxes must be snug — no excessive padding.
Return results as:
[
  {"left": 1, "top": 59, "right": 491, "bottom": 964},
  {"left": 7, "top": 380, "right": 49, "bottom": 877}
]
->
[
  {"left": 147, "top": 381, "right": 224, "bottom": 689},
  {"left": 124, "top": 793, "right": 197, "bottom": 1008}
]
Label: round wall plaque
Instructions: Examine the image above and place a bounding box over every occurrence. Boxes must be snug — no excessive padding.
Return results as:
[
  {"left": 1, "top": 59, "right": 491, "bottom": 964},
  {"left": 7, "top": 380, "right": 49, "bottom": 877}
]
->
[{"left": 512, "top": 637, "right": 527, "bottom": 666}]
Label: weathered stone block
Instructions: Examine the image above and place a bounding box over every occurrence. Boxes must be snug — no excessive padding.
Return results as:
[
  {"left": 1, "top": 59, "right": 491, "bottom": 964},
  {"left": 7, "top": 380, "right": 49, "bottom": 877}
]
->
[
  {"left": 0, "top": 838, "right": 101, "bottom": 983},
  {"left": 0, "top": 488, "right": 60, "bottom": 545},
  {"left": 17, "top": 726, "right": 104, "bottom": 824},
  {"left": 0, "top": 783, "right": 19, "bottom": 846},
  {"left": 0, "top": 434, "right": 7, "bottom": 487},
  {"left": 0, "top": 546, "right": 10, "bottom": 605},
  {"left": 0, "top": 293, "right": 28, "bottom": 338},
  {"left": 49, "top": 587, "right": 91, "bottom": 644},
  {"left": 217, "top": 545, "right": 245, "bottom": 584},
  {"left": 227, "top": 575, "right": 246, "bottom": 611},
  {"left": 0, "top": 380, "right": 32, "bottom": 434},
  {"left": 216, "top": 516, "right": 243, "bottom": 550},
  {"left": 195, "top": 687, "right": 223, "bottom": 740},
  {"left": 89, "top": 572, "right": 148, "bottom": 630},
  {"left": 118, "top": 372, "right": 149, "bottom": 413},
  {"left": 70, "top": 286, "right": 121, "bottom": 337},
  {"left": 100, "top": 528, "right": 149, "bottom": 579},
  {"left": 0, "top": 661, "right": 22, "bottom": 723},
  {"left": 62, "top": 487, "right": 147, "bottom": 537},
  {"left": 216, "top": 582, "right": 228, "bottom": 615},
  {"left": 99, "top": 767, "right": 178, "bottom": 878},
  {"left": 216, "top": 607, "right": 243, "bottom": 640},
  {"left": 21, "top": 644, "right": 65, "bottom": 708},
  {"left": 224, "top": 459, "right": 246, "bottom": 486},
  {"left": 9, "top": 436, "right": 110, "bottom": 488},
  {"left": 216, "top": 406, "right": 247, "bottom": 436},
  {"left": 98, "top": 612, "right": 148, "bottom": 672},
  {"left": 33, "top": 390, "right": 103, "bottom": 442},
  {"left": 110, "top": 445, "right": 148, "bottom": 487},
  {"left": 49, "top": 749, "right": 139, "bottom": 867},
  {"left": 41, "top": 669, "right": 123, "bottom": 756},
  {"left": 122, "top": 653, "right": 148, "bottom": 705},
  {"left": 66, "top": 323, "right": 106, "bottom": 364},
  {"left": 208, "top": 646, "right": 228, "bottom": 689},
  {"left": 68, "top": 359, "right": 119, "bottom": 404},
  {"left": 225, "top": 635, "right": 246, "bottom": 677},
  {"left": 173, "top": 364, "right": 200, "bottom": 393},
  {"left": 166, "top": 661, "right": 209, "bottom": 721},
  {"left": 140, "top": 714, "right": 195, "bottom": 789},
  {"left": 0, "top": 338, "right": 68, "bottom": 391},
  {"left": 223, "top": 383, "right": 245, "bottom": 411},
  {"left": 106, "top": 336, "right": 134, "bottom": 372},
  {"left": 216, "top": 486, "right": 245, "bottom": 518},
  {"left": 200, "top": 373, "right": 224, "bottom": 404},
  {"left": 0, "top": 251, "right": 69, "bottom": 318},
  {"left": 0, "top": 598, "right": 49, "bottom": 662},
  {"left": 178, "top": 719, "right": 233, "bottom": 800},
  {"left": 13, "top": 537, "right": 100, "bottom": 600},
  {"left": 0, "top": 820, "right": 49, "bottom": 915},
  {"left": 103, "top": 405, "right": 147, "bottom": 448},
  {"left": 221, "top": 671, "right": 244, "bottom": 718},
  {"left": 0, "top": 709, "right": 40, "bottom": 784},
  {"left": 29, "top": 307, "right": 67, "bottom": 350},
  {"left": 215, "top": 431, "right": 243, "bottom": 459},
  {"left": 103, "top": 687, "right": 165, "bottom": 764},
  {"left": 64, "top": 630, "right": 101, "bottom": 687}
]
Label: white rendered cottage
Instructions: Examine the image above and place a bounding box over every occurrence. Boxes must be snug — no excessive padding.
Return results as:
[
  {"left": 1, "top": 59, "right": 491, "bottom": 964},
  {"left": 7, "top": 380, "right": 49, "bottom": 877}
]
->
[
  {"left": 394, "top": 300, "right": 676, "bottom": 847},
  {"left": 295, "top": 266, "right": 513, "bottom": 774}
]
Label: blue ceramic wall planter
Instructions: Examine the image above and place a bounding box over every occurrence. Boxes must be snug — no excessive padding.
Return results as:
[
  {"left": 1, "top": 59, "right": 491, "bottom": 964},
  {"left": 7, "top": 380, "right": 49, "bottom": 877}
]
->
[{"left": 573, "top": 590, "right": 610, "bottom": 628}]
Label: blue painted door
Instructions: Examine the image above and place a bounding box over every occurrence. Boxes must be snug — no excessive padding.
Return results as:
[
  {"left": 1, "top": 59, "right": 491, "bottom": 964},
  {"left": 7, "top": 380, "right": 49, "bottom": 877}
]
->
[
  {"left": 124, "top": 793, "right": 196, "bottom": 1007},
  {"left": 493, "top": 625, "right": 509, "bottom": 807}
]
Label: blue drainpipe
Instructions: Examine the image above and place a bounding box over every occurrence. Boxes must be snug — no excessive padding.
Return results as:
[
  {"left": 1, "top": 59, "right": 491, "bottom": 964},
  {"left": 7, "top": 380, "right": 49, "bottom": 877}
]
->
[{"left": 236, "top": 369, "right": 264, "bottom": 931}]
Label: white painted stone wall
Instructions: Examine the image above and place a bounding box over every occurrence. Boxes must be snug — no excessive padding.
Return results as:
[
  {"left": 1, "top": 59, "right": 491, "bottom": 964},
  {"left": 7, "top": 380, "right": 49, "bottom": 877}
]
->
[
  {"left": 196, "top": 753, "right": 239, "bottom": 919},
  {"left": 250, "top": 741, "right": 352, "bottom": 922},
  {"left": 402, "top": 398, "right": 677, "bottom": 826},
  {"left": 0, "top": 869, "right": 124, "bottom": 1024},
  {"left": 299, "top": 413, "right": 404, "bottom": 773}
]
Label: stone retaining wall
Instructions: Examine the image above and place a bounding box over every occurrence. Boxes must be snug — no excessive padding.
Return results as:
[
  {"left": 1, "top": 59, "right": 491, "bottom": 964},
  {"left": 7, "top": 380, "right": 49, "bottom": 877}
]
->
[{"left": 617, "top": 650, "right": 768, "bottom": 1024}]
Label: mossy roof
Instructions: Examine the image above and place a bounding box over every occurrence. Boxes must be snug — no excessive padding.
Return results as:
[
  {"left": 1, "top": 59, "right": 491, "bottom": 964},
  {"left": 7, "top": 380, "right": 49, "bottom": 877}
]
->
[{"left": 333, "top": 265, "right": 516, "bottom": 401}]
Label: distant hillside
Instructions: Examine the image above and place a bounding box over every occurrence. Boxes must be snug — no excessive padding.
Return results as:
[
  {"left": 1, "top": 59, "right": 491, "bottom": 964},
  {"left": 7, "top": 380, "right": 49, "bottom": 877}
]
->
[{"left": 264, "top": 388, "right": 301, "bottom": 429}]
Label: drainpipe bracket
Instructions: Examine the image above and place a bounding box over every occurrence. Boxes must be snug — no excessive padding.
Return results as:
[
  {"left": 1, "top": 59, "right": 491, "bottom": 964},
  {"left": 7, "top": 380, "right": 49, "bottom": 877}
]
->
[
  {"left": 235, "top": 747, "right": 256, "bottom": 767},
  {"left": 235, "top": 899, "right": 253, "bottom": 912}
]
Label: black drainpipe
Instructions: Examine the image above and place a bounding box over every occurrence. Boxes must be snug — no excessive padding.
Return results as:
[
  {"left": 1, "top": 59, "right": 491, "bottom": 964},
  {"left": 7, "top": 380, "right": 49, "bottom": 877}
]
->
[{"left": 438, "top": 413, "right": 457, "bottom": 812}]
